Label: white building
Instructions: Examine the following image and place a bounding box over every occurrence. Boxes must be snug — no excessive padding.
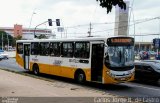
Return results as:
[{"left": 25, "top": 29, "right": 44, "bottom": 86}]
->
[{"left": 0, "top": 24, "right": 55, "bottom": 39}]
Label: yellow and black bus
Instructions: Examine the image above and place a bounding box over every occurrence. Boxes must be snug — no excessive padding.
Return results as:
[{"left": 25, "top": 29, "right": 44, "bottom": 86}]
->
[{"left": 16, "top": 36, "right": 135, "bottom": 84}]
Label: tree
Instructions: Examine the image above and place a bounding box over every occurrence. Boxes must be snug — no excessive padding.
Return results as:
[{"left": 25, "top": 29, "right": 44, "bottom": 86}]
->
[
  {"left": 0, "top": 31, "right": 16, "bottom": 49},
  {"left": 13, "top": 35, "right": 22, "bottom": 46},
  {"left": 37, "top": 34, "right": 47, "bottom": 39},
  {"left": 96, "top": 0, "right": 126, "bottom": 13},
  {"left": 14, "top": 35, "right": 22, "bottom": 40}
]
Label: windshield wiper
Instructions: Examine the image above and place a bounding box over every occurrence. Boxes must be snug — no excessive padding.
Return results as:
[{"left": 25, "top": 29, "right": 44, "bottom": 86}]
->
[{"left": 119, "top": 51, "right": 122, "bottom": 62}]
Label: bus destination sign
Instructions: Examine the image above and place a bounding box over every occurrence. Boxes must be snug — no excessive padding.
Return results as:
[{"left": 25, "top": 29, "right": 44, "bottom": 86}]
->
[
  {"left": 107, "top": 37, "right": 134, "bottom": 46},
  {"left": 111, "top": 38, "right": 132, "bottom": 43}
]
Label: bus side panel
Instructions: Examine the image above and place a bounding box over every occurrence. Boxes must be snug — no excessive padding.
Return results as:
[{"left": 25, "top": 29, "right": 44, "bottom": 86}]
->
[
  {"left": 30, "top": 62, "right": 50, "bottom": 74},
  {"left": 29, "top": 61, "right": 76, "bottom": 79},
  {"left": 51, "top": 65, "right": 61, "bottom": 77},
  {"left": 29, "top": 55, "right": 91, "bottom": 81},
  {"left": 50, "top": 57, "right": 91, "bottom": 81},
  {"left": 60, "top": 66, "right": 75, "bottom": 79},
  {"left": 29, "top": 61, "right": 91, "bottom": 81},
  {"left": 60, "top": 67, "right": 91, "bottom": 81},
  {"left": 39, "top": 63, "right": 50, "bottom": 74},
  {"left": 16, "top": 53, "right": 24, "bottom": 68},
  {"left": 51, "top": 65, "right": 91, "bottom": 81}
]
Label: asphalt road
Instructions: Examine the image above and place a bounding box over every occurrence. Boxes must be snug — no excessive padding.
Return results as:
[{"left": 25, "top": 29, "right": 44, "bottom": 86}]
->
[
  {"left": 0, "top": 58, "right": 26, "bottom": 72},
  {"left": 0, "top": 58, "right": 160, "bottom": 98}
]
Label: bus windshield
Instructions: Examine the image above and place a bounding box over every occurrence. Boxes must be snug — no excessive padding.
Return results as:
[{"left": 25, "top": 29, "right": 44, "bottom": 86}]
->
[{"left": 106, "top": 46, "right": 134, "bottom": 67}]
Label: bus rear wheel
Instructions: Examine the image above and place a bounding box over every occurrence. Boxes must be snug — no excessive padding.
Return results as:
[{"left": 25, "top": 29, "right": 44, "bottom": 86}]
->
[
  {"left": 33, "top": 64, "right": 39, "bottom": 75},
  {"left": 75, "top": 71, "right": 86, "bottom": 83}
]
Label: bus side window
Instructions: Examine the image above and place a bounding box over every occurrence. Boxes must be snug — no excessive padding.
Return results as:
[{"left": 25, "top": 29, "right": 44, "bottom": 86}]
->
[
  {"left": 75, "top": 42, "right": 90, "bottom": 58},
  {"left": 61, "top": 42, "right": 74, "bottom": 58},
  {"left": 17, "top": 43, "right": 23, "bottom": 54},
  {"left": 31, "top": 42, "right": 39, "bottom": 55},
  {"left": 40, "top": 42, "right": 50, "bottom": 56},
  {"left": 50, "top": 42, "right": 60, "bottom": 57}
]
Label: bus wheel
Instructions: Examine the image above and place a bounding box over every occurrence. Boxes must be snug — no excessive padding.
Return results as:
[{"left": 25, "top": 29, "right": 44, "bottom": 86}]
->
[
  {"left": 33, "top": 64, "right": 39, "bottom": 75},
  {"left": 75, "top": 71, "right": 86, "bottom": 83}
]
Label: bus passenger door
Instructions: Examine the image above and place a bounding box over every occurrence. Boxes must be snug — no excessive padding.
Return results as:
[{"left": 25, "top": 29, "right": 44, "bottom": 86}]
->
[
  {"left": 23, "top": 44, "right": 30, "bottom": 70},
  {"left": 91, "top": 42, "right": 104, "bottom": 82}
]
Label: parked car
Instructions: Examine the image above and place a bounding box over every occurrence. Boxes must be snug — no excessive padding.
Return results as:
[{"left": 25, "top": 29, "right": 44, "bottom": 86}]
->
[
  {"left": 134, "top": 60, "right": 160, "bottom": 84},
  {"left": 0, "top": 49, "right": 4, "bottom": 52},
  {"left": 0, "top": 55, "right": 3, "bottom": 61},
  {"left": 0, "top": 53, "right": 9, "bottom": 60}
]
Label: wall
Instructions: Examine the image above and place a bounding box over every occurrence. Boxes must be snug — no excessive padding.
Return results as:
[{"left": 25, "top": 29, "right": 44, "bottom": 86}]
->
[{"left": 14, "top": 24, "right": 22, "bottom": 37}]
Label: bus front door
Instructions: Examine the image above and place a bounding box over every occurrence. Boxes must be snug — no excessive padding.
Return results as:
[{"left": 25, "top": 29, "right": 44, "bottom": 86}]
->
[
  {"left": 91, "top": 43, "right": 104, "bottom": 82},
  {"left": 23, "top": 44, "right": 30, "bottom": 70}
]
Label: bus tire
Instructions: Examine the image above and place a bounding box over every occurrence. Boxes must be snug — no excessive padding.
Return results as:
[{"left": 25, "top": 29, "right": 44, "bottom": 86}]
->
[
  {"left": 75, "top": 70, "right": 86, "bottom": 83},
  {"left": 32, "top": 64, "right": 39, "bottom": 75}
]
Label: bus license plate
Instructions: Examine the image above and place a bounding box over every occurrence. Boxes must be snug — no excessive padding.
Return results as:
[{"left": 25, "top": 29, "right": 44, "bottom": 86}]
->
[{"left": 120, "top": 78, "right": 126, "bottom": 81}]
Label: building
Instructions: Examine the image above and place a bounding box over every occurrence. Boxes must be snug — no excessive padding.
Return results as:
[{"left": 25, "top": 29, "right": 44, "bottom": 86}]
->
[
  {"left": 0, "top": 24, "right": 55, "bottom": 39},
  {"left": 135, "top": 42, "right": 153, "bottom": 53}
]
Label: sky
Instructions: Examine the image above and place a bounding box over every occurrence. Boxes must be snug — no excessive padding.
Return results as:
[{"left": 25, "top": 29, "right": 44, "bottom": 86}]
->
[{"left": 0, "top": 0, "right": 160, "bottom": 42}]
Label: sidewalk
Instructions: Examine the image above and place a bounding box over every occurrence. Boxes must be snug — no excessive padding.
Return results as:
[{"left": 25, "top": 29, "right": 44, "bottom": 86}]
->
[{"left": 0, "top": 69, "right": 113, "bottom": 97}]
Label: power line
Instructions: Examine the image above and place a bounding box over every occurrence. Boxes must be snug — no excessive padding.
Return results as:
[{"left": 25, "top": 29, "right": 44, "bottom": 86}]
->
[
  {"left": 64, "top": 16, "right": 160, "bottom": 29},
  {"left": 91, "top": 16, "right": 160, "bottom": 33},
  {"left": 130, "top": 33, "right": 160, "bottom": 36},
  {"left": 55, "top": 16, "right": 160, "bottom": 35}
]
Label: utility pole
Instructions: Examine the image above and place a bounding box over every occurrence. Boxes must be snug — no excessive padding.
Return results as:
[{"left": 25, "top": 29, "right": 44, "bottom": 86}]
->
[
  {"left": 88, "top": 22, "right": 92, "bottom": 37},
  {"left": 7, "top": 33, "right": 9, "bottom": 51},
  {"left": 159, "top": 17, "right": 160, "bottom": 38},
  {"left": 29, "top": 9, "right": 36, "bottom": 38},
  {"left": 2, "top": 33, "right": 3, "bottom": 50},
  {"left": 157, "top": 17, "right": 160, "bottom": 55}
]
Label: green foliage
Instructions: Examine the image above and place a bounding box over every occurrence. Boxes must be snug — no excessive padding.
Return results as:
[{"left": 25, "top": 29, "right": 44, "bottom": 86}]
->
[
  {"left": 37, "top": 34, "right": 47, "bottom": 39},
  {"left": 0, "top": 31, "right": 16, "bottom": 48},
  {"left": 13, "top": 35, "right": 22, "bottom": 46},
  {"left": 14, "top": 35, "right": 22, "bottom": 40},
  {"left": 96, "top": 0, "right": 126, "bottom": 13}
]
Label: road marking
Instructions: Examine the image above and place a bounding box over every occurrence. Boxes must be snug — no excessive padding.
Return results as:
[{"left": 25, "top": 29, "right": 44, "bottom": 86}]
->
[{"left": 124, "top": 83, "right": 160, "bottom": 91}]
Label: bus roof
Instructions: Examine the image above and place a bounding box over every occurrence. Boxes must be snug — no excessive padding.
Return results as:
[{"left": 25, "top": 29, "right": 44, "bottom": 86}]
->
[
  {"left": 16, "top": 37, "right": 107, "bottom": 43},
  {"left": 16, "top": 36, "right": 133, "bottom": 43}
]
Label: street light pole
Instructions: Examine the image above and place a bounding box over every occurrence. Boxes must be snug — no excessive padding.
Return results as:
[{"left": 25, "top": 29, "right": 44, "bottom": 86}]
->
[
  {"left": 1, "top": 33, "right": 3, "bottom": 50},
  {"left": 34, "top": 19, "right": 60, "bottom": 38},
  {"left": 7, "top": 33, "right": 9, "bottom": 51},
  {"left": 34, "top": 21, "right": 48, "bottom": 38},
  {"left": 29, "top": 9, "right": 36, "bottom": 38},
  {"left": 128, "top": 8, "right": 135, "bottom": 36},
  {"left": 128, "top": 0, "right": 135, "bottom": 40},
  {"left": 159, "top": 17, "right": 160, "bottom": 38}
]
